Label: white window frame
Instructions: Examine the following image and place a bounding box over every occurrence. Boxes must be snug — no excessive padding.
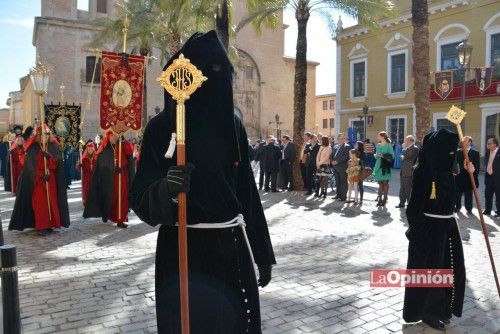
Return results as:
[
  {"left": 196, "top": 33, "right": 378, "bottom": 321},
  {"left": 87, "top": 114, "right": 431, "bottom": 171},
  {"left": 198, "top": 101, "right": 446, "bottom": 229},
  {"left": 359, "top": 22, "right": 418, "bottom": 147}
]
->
[
  {"left": 386, "top": 49, "right": 408, "bottom": 99},
  {"left": 480, "top": 103, "right": 500, "bottom": 156},
  {"left": 348, "top": 117, "right": 365, "bottom": 141},
  {"left": 385, "top": 115, "right": 407, "bottom": 143},
  {"left": 349, "top": 58, "right": 367, "bottom": 102},
  {"left": 432, "top": 112, "right": 447, "bottom": 130},
  {"left": 434, "top": 23, "right": 470, "bottom": 71},
  {"left": 484, "top": 18, "right": 500, "bottom": 67}
]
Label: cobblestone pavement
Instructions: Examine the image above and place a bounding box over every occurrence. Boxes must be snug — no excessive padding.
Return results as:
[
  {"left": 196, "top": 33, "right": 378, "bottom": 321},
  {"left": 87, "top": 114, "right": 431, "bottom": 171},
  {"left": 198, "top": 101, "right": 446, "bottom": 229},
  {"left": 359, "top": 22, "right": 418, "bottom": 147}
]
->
[{"left": 0, "top": 172, "right": 498, "bottom": 334}]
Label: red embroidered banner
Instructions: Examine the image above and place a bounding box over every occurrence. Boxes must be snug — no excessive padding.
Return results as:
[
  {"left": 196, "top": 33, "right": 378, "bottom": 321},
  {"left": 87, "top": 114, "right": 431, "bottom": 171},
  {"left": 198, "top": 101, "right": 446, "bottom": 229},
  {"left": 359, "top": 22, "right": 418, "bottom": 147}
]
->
[
  {"left": 430, "top": 79, "right": 500, "bottom": 102},
  {"left": 99, "top": 51, "right": 145, "bottom": 134}
]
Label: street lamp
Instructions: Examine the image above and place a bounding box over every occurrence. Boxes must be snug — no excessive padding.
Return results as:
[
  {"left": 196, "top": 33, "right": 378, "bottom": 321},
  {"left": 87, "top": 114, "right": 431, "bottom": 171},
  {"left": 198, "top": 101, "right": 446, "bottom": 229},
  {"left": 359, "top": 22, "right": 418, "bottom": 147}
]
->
[
  {"left": 268, "top": 114, "right": 283, "bottom": 139},
  {"left": 362, "top": 105, "right": 368, "bottom": 141},
  {"left": 357, "top": 105, "right": 369, "bottom": 140},
  {"left": 30, "top": 57, "right": 53, "bottom": 126},
  {"left": 456, "top": 39, "right": 473, "bottom": 111},
  {"left": 30, "top": 57, "right": 53, "bottom": 221}
]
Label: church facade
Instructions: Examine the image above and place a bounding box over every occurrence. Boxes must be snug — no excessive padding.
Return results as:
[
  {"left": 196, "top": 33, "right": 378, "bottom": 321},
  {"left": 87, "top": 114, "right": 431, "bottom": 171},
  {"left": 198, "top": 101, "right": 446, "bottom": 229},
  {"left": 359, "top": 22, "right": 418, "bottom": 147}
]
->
[{"left": 27, "top": 0, "right": 317, "bottom": 140}]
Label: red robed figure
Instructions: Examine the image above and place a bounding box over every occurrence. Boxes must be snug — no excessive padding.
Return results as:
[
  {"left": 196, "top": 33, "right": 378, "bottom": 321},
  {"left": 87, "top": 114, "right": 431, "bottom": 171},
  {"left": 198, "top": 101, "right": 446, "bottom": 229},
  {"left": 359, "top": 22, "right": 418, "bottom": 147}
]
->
[
  {"left": 8, "top": 125, "right": 71, "bottom": 233},
  {"left": 79, "top": 142, "right": 96, "bottom": 206},
  {"left": 10, "top": 137, "right": 25, "bottom": 194},
  {"left": 83, "top": 130, "right": 134, "bottom": 227}
]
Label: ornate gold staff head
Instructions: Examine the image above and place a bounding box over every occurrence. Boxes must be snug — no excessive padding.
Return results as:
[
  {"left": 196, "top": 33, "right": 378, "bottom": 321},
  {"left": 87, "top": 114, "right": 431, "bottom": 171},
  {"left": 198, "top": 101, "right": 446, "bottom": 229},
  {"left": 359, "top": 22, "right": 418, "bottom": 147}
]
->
[
  {"left": 156, "top": 54, "right": 207, "bottom": 104},
  {"left": 446, "top": 105, "right": 467, "bottom": 140}
]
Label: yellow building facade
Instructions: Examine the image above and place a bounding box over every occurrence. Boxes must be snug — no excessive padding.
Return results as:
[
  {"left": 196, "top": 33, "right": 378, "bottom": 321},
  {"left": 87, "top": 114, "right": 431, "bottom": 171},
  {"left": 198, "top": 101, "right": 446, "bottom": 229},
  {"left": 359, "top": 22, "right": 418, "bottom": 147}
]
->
[
  {"left": 315, "top": 94, "right": 336, "bottom": 137},
  {"left": 336, "top": 0, "right": 500, "bottom": 156}
]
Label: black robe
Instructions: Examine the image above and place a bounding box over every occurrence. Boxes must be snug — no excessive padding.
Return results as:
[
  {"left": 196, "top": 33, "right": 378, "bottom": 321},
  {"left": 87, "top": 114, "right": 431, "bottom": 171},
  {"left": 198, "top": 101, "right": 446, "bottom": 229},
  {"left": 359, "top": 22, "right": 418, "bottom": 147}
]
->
[
  {"left": 129, "top": 31, "right": 275, "bottom": 334},
  {"left": 403, "top": 129, "right": 466, "bottom": 322},
  {"left": 82, "top": 144, "right": 134, "bottom": 220},
  {"left": 0, "top": 141, "right": 8, "bottom": 178},
  {"left": 4, "top": 145, "right": 11, "bottom": 192},
  {"left": 9, "top": 142, "right": 70, "bottom": 231}
]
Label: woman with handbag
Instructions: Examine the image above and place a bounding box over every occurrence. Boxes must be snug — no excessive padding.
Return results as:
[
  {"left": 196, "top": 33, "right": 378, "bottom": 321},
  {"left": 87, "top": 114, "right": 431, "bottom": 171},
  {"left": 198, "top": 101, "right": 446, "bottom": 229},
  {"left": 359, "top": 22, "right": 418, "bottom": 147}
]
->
[
  {"left": 373, "top": 131, "right": 394, "bottom": 207},
  {"left": 316, "top": 136, "right": 332, "bottom": 198}
]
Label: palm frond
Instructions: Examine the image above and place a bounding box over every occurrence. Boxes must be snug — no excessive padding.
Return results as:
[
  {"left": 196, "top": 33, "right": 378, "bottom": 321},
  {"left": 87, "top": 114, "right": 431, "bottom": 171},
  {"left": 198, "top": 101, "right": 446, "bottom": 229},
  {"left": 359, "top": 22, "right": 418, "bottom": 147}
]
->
[{"left": 236, "top": 0, "right": 287, "bottom": 34}]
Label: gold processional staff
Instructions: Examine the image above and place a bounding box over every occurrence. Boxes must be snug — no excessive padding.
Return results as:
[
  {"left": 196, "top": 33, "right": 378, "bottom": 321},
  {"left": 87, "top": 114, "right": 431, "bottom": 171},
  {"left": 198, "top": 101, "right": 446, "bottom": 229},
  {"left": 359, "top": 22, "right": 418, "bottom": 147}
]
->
[
  {"left": 446, "top": 106, "right": 500, "bottom": 298},
  {"left": 157, "top": 54, "right": 207, "bottom": 334}
]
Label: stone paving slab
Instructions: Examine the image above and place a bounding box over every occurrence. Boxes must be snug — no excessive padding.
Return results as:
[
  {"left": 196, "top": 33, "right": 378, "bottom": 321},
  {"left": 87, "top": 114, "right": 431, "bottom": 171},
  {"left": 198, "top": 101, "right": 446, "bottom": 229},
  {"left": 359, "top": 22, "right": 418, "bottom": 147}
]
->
[{"left": 0, "top": 173, "right": 498, "bottom": 333}]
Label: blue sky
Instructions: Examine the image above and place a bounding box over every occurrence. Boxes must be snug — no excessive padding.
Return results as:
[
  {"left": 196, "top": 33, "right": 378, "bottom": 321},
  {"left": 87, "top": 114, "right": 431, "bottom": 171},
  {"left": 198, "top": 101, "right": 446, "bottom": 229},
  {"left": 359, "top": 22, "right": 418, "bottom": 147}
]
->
[
  {"left": 0, "top": 0, "right": 39, "bottom": 108},
  {"left": 0, "top": 1, "right": 356, "bottom": 108}
]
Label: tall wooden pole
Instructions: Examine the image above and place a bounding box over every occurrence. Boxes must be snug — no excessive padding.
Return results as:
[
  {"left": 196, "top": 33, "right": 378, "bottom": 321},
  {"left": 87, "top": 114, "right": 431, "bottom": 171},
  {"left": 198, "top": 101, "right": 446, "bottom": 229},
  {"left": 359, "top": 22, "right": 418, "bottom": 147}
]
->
[
  {"left": 447, "top": 106, "right": 500, "bottom": 298},
  {"left": 39, "top": 95, "right": 52, "bottom": 222},
  {"left": 116, "top": 16, "right": 129, "bottom": 222},
  {"left": 81, "top": 48, "right": 100, "bottom": 183},
  {"left": 157, "top": 54, "right": 207, "bottom": 334},
  {"left": 118, "top": 136, "right": 122, "bottom": 221}
]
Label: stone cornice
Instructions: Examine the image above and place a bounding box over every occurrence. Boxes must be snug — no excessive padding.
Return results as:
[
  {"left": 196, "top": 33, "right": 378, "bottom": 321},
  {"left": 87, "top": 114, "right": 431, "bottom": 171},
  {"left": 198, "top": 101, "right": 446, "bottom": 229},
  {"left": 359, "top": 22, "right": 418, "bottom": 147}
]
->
[{"left": 336, "top": 0, "right": 470, "bottom": 41}]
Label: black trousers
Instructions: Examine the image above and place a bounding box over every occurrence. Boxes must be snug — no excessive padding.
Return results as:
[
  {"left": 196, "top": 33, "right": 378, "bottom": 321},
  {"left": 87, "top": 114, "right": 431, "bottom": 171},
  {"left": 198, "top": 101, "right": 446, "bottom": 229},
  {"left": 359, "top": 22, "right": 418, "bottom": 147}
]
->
[
  {"left": 305, "top": 166, "right": 317, "bottom": 193},
  {"left": 258, "top": 168, "right": 264, "bottom": 190},
  {"left": 280, "top": 161, "right": 294, "bottom": 190},
  {"left": 300, "top": 163, "right": 307, "bottom": 189},
  {"left": 399, "top": 176, "right": 413, "bottom": 205},
  {"left": 264, "top": 171, "right": 278, "bottom": 191},
  {"left": 485, "top": 174, "right": 500, "bottom": 214},
  {"left": 455, "top": 189, "right": 473, "bottom": 212},
  {"left": 334, "top": 169, "right": 348, "bottom": 200},
  {"left": 358, "top": 180, "right": 364, "bottom": 201}
]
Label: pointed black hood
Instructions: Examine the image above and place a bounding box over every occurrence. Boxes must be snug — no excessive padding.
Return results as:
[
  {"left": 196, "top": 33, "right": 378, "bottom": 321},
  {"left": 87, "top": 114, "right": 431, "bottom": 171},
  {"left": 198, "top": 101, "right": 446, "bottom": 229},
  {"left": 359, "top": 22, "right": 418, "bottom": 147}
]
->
[{"left": 162, "top": 30, "right": 240, "bottom": 162}]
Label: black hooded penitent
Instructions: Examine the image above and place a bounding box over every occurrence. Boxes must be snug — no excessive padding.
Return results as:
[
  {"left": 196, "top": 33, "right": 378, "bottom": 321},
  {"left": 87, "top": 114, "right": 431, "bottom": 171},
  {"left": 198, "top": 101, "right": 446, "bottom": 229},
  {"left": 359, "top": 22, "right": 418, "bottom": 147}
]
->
[
  {"left": 403, "top": 129, "right": 466, "bottom": 323},
  {"left": 129, "top": 31, "right": 275, "bottom": 334}
]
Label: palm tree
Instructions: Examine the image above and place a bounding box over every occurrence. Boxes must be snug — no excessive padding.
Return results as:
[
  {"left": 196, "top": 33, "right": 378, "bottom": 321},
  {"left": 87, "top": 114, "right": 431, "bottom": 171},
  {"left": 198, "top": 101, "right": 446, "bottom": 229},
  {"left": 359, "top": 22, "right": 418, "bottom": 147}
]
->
[
  {"left": 91, "top": 0, "right": 214, "bottom": 128},
  {"left": 238, "top": 0, "right": 394, "bottom": 188},
  {"left": 411, "top": 0, "right": 430, "bottom": 142}
]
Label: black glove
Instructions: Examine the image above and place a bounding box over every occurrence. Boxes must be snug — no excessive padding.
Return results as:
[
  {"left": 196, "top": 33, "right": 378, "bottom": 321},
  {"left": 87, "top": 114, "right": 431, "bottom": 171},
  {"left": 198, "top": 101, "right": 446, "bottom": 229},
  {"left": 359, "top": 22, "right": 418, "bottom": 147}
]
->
[
  {"left": 115, "top": 167, "right": 123, "bottom": 174},
  {"left": 166, "top": 163, "right": 195, "bottom": 195},
  {"left": 42, "top": 151, "right": 52, "bottom": 159},
  {"left": 257, "top": 265, "right": 272, "bottom": 288},
  {"left": 41, "top": 173, "right": 50, "bottom": 181}
]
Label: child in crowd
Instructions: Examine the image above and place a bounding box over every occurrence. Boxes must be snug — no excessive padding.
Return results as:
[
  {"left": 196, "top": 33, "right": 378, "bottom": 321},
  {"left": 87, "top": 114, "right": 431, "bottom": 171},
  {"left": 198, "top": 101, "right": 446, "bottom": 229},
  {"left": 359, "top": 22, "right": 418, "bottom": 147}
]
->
[{"left": 346, "top": 149, "right": 362, "bottom": 204}]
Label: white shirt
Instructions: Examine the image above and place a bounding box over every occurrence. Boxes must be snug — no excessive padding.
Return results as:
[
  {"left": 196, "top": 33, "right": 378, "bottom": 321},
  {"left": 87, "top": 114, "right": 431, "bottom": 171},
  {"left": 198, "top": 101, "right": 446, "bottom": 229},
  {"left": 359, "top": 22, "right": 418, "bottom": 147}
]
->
[{"left": 487, "top": 147, "right": 498, "bottom": 175}]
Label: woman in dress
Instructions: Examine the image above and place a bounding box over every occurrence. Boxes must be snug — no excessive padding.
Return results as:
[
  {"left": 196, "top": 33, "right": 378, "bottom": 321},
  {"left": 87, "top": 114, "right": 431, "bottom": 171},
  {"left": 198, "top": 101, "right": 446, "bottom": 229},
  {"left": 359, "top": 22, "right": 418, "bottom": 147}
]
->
[{"left": 373, "top": 131, "right": 394, "bottom": 207}]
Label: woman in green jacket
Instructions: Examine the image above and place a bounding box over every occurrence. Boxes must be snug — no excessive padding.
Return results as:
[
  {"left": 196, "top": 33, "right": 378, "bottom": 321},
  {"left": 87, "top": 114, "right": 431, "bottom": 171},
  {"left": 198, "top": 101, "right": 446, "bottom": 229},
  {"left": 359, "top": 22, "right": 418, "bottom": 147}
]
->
[{"left": 373, "top": 131, "right": 394, "bottom": 207}]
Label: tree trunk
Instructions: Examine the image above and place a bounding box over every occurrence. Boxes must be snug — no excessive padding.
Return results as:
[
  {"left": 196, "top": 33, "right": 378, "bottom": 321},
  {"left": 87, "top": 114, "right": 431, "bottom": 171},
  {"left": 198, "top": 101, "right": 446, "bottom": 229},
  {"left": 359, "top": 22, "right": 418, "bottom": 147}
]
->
[
  {"left": 412, "top": 0, "right": 430, "bottom": 143},
  {"left": 215, "top": 0, "right": 230, "bottom": 50},
  {"left": 292, "top": 4, "right": 310, "bottom": 190}
]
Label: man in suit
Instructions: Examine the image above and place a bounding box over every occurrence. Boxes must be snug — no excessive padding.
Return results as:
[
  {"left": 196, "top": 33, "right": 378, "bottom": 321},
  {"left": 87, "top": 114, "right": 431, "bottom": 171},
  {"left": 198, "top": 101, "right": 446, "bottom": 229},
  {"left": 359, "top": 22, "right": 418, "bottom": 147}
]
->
[
  {"left": 280, "top": 135, "right": 296, "bottom": 190},
  {"left": 484, "top": 137, "right": 500, "bottom": 217},
  {"left": 304, "top": 134, "right": 320, "bottom": 195},
  {"left": 455, "top": 136, "right": 480, "bottom": 214},
  {"left": 397, "top": 135, "right": 420, "bottom": 208},
  {"left": 300, "top": 132, "right": 312, "bottom": 190},
  {"left": 332, "top": 133, "right": 351, "bottom": 201},
  {"left": 261, "top": 136, "right": 282, "bottom": 192}
]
